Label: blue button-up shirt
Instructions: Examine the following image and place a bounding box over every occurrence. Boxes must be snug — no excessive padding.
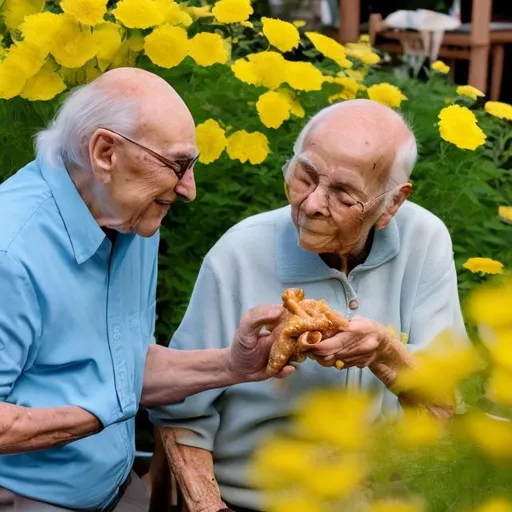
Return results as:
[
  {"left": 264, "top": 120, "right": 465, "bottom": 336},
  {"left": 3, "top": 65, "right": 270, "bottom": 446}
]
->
[{"left": 0, "top": 154, "right": 158, "bottom": 510}]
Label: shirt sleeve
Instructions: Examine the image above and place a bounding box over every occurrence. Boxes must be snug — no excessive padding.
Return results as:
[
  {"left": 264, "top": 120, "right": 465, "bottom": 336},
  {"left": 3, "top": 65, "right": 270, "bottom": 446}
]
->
[
  {"left": 0, "top": 251, "right": 41, "bottom": 401},
  {"left": 407, "top": 227, "right": 467, "bottom": 352},
  {"left": 148, "top": 256, "right": 241, "bottom": 451}
]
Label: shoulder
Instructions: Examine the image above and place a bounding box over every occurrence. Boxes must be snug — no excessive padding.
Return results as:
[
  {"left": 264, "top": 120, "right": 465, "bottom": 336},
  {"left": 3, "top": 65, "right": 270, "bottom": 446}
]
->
[{"left": 0, "top": 161, "right": 53, "bottom": 254}]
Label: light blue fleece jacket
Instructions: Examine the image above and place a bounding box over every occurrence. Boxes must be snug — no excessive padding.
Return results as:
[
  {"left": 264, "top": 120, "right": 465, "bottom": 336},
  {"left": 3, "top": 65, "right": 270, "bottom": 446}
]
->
[{"left": 150, "top": 202, "right": 466, "bottom": 510}]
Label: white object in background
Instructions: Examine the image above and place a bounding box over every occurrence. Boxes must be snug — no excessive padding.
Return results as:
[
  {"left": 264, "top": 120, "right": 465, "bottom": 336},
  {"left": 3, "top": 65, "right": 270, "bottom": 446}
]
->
[{"left": 449, "top": 0, "right": 461, "bottom": 23}]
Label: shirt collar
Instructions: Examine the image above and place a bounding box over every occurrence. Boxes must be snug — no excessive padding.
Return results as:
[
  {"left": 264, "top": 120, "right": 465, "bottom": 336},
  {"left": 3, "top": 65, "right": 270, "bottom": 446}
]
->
[
  {"left": 276, "top": 206, "right": 400, "bottom": 283},
  {"left": 37, "top": 153, "right": 106, "bottom": 265}
]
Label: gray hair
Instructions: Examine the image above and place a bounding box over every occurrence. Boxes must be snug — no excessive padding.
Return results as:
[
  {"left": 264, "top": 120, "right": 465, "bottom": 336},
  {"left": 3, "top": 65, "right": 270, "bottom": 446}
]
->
[{"left": 35, "top": 82, "right": 139, "bottom": 170}]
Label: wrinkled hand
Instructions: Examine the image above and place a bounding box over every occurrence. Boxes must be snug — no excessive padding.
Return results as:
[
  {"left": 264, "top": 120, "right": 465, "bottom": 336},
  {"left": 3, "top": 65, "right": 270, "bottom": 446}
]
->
[
  {"left": 226, "top": 305, "right": 296, "bottom": 382},
  {"left": 311, "top": 316, "right": 390, "bottom": 368}
]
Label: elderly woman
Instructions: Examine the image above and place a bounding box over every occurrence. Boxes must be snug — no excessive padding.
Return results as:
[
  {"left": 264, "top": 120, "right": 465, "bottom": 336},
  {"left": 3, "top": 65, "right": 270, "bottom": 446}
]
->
[{"left": 150, "top": 99, "right": 466, "bottom": 512}]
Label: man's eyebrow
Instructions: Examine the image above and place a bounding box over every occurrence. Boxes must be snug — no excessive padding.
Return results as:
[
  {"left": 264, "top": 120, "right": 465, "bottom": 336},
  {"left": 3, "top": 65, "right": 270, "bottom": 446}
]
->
[{"left": 296, "top": 155, "right": 317, "bottom": 170}]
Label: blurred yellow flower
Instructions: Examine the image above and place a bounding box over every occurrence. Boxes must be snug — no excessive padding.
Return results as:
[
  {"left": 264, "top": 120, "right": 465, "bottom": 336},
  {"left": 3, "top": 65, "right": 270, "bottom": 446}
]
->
[
  {"left": 438, "top": 105, "right": 486, "bottom": 150},
  {"left": 327, "top": 76, "right": 362, "bottom": 102},
  {"left": 344, "top": 68, "right": 366, "bottom": 82},
  {"left": 499, "top": 206, "right": 512, "bottom": 223},
  {"left": 367, "top": 83, "right": 406, "bottom": 108},
  {"left": 359, "top": 34, "right": 370, "bottom": 43},
  {"left": 189, "top": 33, "right": 229, "bottom": 66},
  {"left": 20, "top": 64, "right": 66, "bottom": 101},
  {"left": 486, "top": 366, "right": 512, "bottom": 406},
  {"left": 292, "top": 20, "right": 306, "bottom": 28},
  {"left": 196, "top": 119, "right": 227, "bottom": 164},
  {"left": 431, "top": 60, "right": 450, "bottom": 73},
  {"left": 485, "top": 101, "right": 512, "bottom": 121},
  {"left": 227, "top": 130, "right": 269, "bottom": 164},
  {"left": 466, "top": 278, "right": 512, "bottom": 329},
  {"left": 61, "top": 0, "right": 107, "bottom": 26},
  {"left": 266, "top": 492, "right": 323, "bottom": 512},
  {"left": 50, "top": 15, "right": 99, "bottom": 68},
  {"left": 240, "top": 20, "right": 254, "bottom": 28},
  {"left": 20, "top": 12, "right": 64, "bottom": 51},
  {"left": 256, "top": 91, "right": 292, "bottom": 128},
  {"left": 4, "top": 39, "right": 46, "bottom": 79},
  {"left": 2, "top": 0, "right": 44, "bottom": 31},
  {"left": 231, "top": 52, "right": 286, "bottom": 89},
  {"left": 0, "top": 60, "right": 28, "bottom": 99},
  {"left": 295, "top": 389, "right": 373, "bottom": 450},
  {"left": 144, "top": 24, "right": 189, "bottom": 68},
  {"left": 456, "top": 85, "right": 485, "bottom": 100},
  {"left": 369, "top": 499, "right": 424, "bottom": 512},
  {"left": 346, "top": 42, "right": 380, "bottom": 65},
  {"left": 94, "top": 22, "right": 124, "bottom": 64},
  {"left": 261, "top": 17, "right": 300, "bottom": 53},
  {"left": 395, "top": 407, "right": 445, "bottom": 449},
  {"left": 182, "top": 5, "right": 212, "bottom": 20},
  {"left": 213, "top": 0, "right": 253, "bottom": 23},
  {"left": 460, "top": 411, "right": 512, "bottom": 459},
  {"left": 474, "top": 497, "right": 512, "bottom": 512},
  {"left": 463, "top": 257, "right": 504, "bottom": 275},
  {"left": 286, "top": 61, "right": 323, "bottom": 91},
  {"left": 113, "top": 0, "right": 164, "bottom": 28},
  {"left": 155, "top": 0, "right": 193, "bottom": 27},
  {"left": 306, "top": 32, "right": 352, "bottom": 67}
]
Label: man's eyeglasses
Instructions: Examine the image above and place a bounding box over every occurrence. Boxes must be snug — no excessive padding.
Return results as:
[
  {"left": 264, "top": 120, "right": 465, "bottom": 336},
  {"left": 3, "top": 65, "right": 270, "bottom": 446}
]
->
[{"left": 101, "top": 128, "right": 199, "bottom": 181}]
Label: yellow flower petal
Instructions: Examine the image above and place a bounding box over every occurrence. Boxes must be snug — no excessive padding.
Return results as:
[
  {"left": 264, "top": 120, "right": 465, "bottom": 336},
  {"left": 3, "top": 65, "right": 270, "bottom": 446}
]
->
[
  {"left": 21, "top": 64, "right": 66, "bottom": 101},
  {"left": 189, "top": 32, "right": 229, "bottom": 67},
  {"left": 346, "top": 42, "right": 380, "bottom": 65},
  {"left": 93, "top": 22, "right": 124, "bottom": 63},
  {"left": 227, "top": 130, "right": 269, "bottom": 164},
  {"left": 212, "top": 0, "right": 253, "bottom": 23},
  {"left": 306, "top": 31, "right": 351, "bottom": 67},
  {"left": 367, "top": 82, "right": 406, "bottom": 108},
  {"left": 1, "top": 0, "right": 44, "bottom": 31},
  {"left": 485, "top": 101, "right": 512, "bottom": 121},
  {"left": 438, "top": 104, "right": 486, "bottom": 150},
  {"left": 285, "top": 61, "right": 323, "bottom": 91},
  {"left": 3, "top": 39, "right": 47, "bottom": 80},
  {"left": 463, "top": 257, "right": 504, "bottom": 275},
  {"left": 474, "top": 497, "right": 512, "bottom": 512},
  {"left": 396, "top": 407, "right": 445, "bottom": 449},
  {"left": 154, "top": 0, "right": 193, "bottom": 27},
  {"left": 231, "top": 52, "right": 287, "bottom": 89},
  {"left": 499, "top": 206, "right": 512, "bottom": 223},
  {"left": 20, "top": 12, "right": 64, "bottom": 51},
  {"left": 369, "top": 499, "right": 424, "bottom": 512},
  {"left": 144, "top": 24, "right": 189, "bottom": 68},
  {"left": 113, "top": 0, "right": 164, "bottom": 29},
  {"left": 431, "top": 60, "right": 450, "bottom": 73},
  {"left": 256, "top": 90, "right": 292, "bottom": 128},
  {"left": 466, "top": 278, "right": 512, "bottom": 329},
  {"left": 261, "top": 17, "right": 299, "bottom": 53},
  {"left": 196, "top": 119, "right": 227, "bottom": 164},
  {"left": 0, "top": 60, "right": 28, "bottom": 99},
  {"left": 60, "top": 0, "right": 107, "bottom": 26},
  {"left": 292, "top": 19, "right": 306, "bottom": 28},
  {"left": 182, "top": 5, "right": 212, "bottom": 20},
  {"left": 456, "top": 84, "right": 485, "bottom": 100}
]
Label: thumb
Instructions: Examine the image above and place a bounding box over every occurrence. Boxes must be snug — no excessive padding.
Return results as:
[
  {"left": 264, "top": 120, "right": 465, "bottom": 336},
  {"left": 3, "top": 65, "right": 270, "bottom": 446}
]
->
[{"left": 238, "top": 304, "right": 284, "bottom": 341}]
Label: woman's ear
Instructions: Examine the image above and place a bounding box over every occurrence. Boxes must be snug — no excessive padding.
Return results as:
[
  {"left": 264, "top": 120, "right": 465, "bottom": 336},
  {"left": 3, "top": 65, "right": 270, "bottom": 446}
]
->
[
  {"left": 89, "top": 129, "right": 116, "bottom": 184},
  {"left": 376, "top": 183, "right": 412, "bottom": 229}
]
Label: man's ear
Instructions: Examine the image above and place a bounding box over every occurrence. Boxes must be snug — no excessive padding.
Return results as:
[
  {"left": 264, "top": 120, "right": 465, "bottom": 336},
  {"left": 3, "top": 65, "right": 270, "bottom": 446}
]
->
[
  {"left": 376, "top": 183, "right": 412, "bottom": 229},
  {"left": 89, "top": 129, "right": 116, "bottom": 185}
]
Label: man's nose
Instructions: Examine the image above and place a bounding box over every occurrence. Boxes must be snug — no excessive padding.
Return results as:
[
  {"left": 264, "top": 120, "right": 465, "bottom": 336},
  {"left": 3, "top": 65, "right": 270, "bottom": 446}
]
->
[
  {"left": 175, "top": 169, "right": 197, "bottom": 202},
  {"left": 302, "top": 186, "right": 329, "bottom": 217}
]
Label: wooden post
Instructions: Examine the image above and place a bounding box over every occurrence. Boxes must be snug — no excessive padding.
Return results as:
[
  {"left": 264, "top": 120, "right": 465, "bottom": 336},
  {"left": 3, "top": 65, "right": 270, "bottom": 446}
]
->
[
  {"left": 490, "top": 44, "right": 504, "bottom": 101},
  {"left": 468, "top": 0, "right": 492, "bottom": 94},
  {"left": 339, "top": 0, "right": 361, "bottom": 43}
]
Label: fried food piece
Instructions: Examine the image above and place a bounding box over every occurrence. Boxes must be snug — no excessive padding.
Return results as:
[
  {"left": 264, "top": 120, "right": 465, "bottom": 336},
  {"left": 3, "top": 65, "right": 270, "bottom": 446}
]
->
[{"left": 266, "top": 288, "right": 349, "bottom": 373}]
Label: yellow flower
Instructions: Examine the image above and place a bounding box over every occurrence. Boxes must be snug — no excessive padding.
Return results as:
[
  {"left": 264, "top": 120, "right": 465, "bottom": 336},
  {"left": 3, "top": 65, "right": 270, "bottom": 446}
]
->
[
  {"left": 93, "top": 22, "right": 124, "bottom": 66},
  {"left": 367, "top": 83, "right": 406, "bottom": 108},
  {"left": 456, "top": 85, "right": 485, "bottom": 100},
  {"left": 295, "top": 389, "right": 373, "bottom": 450},
  {"left": 261, "top": 17, "right": 300, "bottom": 53},
  {"left": 346, "top": 42, "right": 380, "bottom": 65},
  {"left": 466, "top": 278, "right": 512, "bottom": 329},
  {"left": 431, "top": 60, "right": 450, "bottom": 73},
  {"left": 0, "top": 60, "right": 28, "bottom": 99},
  {"left": 395, "top": 407, "right": 445, "bottom": 449},
  {"left": 154, "top": 0, "right": 193, "bottom": 27},
  {"left": 359, "top": 34, "right": 370, "bottom": 43},
  {"left": 2, "top": 0, "right": 44, "bottom": 31},
  {"left": 369, "top": 499, "right": 424, "bottom": 512},
  {"left": 3, "top": 39, "right": 46, "bottom": 79},
  {"left": 256, "top": 91, "right": 292, "bottom": 129},
  {"left": 144, "top": 24, "right": 189, "bottom": 68},
  {"left": 266, "top": 492, "right": 323, "bottom": 512},
  {"left": 113, "top": 0, "right": 164, "bottom": 29},
  {"left": 226, "top": 130, "right": 269, "bottom": 164},
  {"left": 51, "top": 15, "right": 99, "bottom": 68},
  {"left": 438, "top": 105, "right": 486, "bottom": 150},
  {"left": 231, "top": 52, "right": 286, "bottom": 89},
  {"left": 499, "top": 206, "right": 512, "bottom": 223},
  {"left": 182, "top": 5, "right": 212, "bottom": 20},
  {"left": 485, "top": 101, "right": 512, "bottom": 121},
  {"left": 292, "top": 19, "right": 306, "bottom": 28},
  {"left": 326, "top": 75, "right": 362, "bottom": 102},
  {"left": 196, "top": 119, "right": 227, "bottom": 164},
  {"left": 20, "top": 64, "right": 66, "bottom": 101},
  {"left": 344, "top": 68, "right": 366, "bottom": 82},
  {"left": 285, "top": 61, "right": 323, "bottom": 91},
  {"left": 305, "top": 32, "right": 352, "bottom": 67},
  {"left": 486, "top": 366, "right": 512, "bottom": 406},
  {"left": 189, "top": 32, "right": 229, "bottom": 67},
  {"left": 213, "top": 0, "right": 253, "bottom": 23},
  {"left": 20, "top": 12, "right": 64, "bottom": 51},
  {"left": 60, "top": 0, "right": 107, "bottom": 26},
  {"left": 240, "top": 20, "right": 254, "bottom": 28},
  {"left": 463, "top": 257, "right": 504, "bottom": 275},
  {"left": 474, "top": 497, "right": 512, "bottom": 512},
  {"left": 459, "top": 411, "right": 512, "bottom": 459}
]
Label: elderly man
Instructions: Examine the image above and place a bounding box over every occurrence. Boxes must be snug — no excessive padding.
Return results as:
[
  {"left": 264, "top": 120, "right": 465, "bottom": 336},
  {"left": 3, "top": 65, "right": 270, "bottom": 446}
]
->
[
  {"left": 0, "top": 68, "right": 293, "bottom": 512},
  {"left": 150, "top": 99, "right": 466, "bottom": 512}
]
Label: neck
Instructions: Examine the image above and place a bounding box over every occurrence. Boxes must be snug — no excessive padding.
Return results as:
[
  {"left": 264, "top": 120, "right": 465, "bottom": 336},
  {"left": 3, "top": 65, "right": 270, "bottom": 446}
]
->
[{"left": 321, "top": 228, "right": 375, "bottom": 274}]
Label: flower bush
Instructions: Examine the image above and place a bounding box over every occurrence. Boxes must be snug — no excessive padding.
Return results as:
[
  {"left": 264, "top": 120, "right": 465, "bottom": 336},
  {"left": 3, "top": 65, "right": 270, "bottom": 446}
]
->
[{"left": 0, "top": 0, "right": 510, "bottom": 340}]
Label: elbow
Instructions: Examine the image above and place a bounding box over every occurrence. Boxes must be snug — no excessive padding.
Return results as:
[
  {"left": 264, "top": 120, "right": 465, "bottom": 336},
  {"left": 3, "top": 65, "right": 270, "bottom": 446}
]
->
[{"left": 0, "top": 403, "right": 22, "bottom": 453}]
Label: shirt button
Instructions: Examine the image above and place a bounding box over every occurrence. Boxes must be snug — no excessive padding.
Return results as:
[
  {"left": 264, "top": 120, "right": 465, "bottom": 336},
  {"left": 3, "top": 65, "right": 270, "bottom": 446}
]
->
[
  {"left": 349, "top": 299, "right": 359, "bottom": 310},
  {"left": 113, "top": 325, "right": 121, "bottom": 341}
]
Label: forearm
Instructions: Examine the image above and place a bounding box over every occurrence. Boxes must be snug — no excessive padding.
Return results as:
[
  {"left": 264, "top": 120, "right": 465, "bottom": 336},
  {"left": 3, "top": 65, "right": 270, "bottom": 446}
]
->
[
  {"left": 158, "top": 427, "right": 224, "bottom": 512},
  {"left": 0, "top": 402, "right": 101, "bottom": 454},
  {"left": 141, "top": 345, "right": 243, "bottom": 408}
]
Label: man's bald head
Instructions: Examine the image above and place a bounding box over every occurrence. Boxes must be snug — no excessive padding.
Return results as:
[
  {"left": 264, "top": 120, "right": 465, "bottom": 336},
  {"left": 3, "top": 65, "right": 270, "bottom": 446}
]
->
[{"left": 293, "top": 99, "right": 417, "bottom": 185}]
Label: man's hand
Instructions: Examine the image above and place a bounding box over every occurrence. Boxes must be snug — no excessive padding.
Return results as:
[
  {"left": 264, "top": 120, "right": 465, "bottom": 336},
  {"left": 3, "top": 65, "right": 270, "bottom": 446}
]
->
[{"left": 225, "top": 305, "right": 296, "bottom": 382}]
